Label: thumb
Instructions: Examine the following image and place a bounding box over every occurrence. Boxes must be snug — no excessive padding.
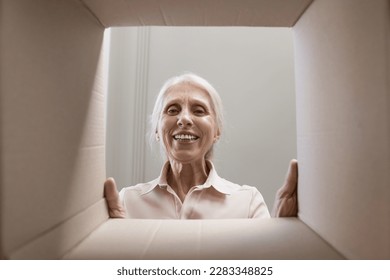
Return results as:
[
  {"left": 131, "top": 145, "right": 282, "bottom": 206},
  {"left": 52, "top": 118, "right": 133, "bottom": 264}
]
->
[
  {"left": 104, "top": 177, "right": 126, "bottom": 218},
  {"left": 279, "top": 159, "right": 298, "bottom": 197},
  {"left": 272, "top": 159, "right": 298, "bottom": 217}
]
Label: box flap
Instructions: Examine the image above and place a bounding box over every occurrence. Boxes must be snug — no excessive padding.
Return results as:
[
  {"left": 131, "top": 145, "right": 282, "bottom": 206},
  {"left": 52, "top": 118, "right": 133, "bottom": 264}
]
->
[{"left": 81, "top": 0, "right": 313, "bottom": 27}]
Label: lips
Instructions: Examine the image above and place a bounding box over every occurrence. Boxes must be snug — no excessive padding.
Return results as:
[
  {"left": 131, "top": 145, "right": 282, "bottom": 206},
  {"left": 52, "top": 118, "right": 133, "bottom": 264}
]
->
[{"left": 173, "top": 134, "right": 199, "bottom": 141}]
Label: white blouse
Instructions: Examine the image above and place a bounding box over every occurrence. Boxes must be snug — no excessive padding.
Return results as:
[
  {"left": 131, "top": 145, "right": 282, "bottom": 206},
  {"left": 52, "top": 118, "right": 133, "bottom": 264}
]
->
[{"left": 119, "top": 161, "right": 270, "bottom": 219}]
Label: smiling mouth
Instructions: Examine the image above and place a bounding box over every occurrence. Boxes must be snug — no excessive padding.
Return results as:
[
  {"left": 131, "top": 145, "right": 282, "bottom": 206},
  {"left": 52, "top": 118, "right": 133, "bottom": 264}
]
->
[{"left": 173, "top": 134, "right": 199, "bottom": 142}]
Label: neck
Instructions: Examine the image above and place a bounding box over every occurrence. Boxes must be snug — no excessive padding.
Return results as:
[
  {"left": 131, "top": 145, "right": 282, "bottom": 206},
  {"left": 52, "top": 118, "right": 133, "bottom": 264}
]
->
[{"left": 167, "top": 159, "right": 209, "bottom": 202}]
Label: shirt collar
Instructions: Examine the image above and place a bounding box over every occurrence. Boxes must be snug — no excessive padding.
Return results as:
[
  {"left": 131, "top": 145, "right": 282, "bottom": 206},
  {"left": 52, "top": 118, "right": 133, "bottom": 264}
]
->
[{"left": 140, "top": 160, "right": 232, "bottom": 195}]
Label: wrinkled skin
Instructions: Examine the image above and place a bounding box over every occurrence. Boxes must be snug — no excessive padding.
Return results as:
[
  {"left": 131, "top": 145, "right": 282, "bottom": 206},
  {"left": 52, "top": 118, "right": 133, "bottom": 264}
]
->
[
  {"left": 272, "top": 159, "right": 298, "bottom": 217},
  {"left": 104, "top": 178, "right": 126, "bottom": 218}
]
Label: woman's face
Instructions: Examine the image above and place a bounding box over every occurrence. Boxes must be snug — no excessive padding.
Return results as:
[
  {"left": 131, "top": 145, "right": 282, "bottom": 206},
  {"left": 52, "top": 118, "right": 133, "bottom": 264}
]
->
[{"left": 158, "top": 83, "right": 219, "bottom": 164}]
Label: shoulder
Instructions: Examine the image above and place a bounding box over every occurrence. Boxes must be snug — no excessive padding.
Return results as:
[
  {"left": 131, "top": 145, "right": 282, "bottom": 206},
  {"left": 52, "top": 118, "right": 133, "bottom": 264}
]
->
[
  {"left": 119, "top": 178, "right": 159, "bottom": 197},
  {"left": 213, "top": 175, "right": 262, "bottom": 196},
  {"left": 213, "top": 177, "right": 270, "bottom": 218},
  {"left": 208, "top": 161, "right": 262, "bottom": 195}
]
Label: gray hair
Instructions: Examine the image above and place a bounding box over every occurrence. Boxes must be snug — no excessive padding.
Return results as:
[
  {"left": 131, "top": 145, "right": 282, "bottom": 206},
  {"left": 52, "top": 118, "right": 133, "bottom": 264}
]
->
[{"left": 149, "top": 73, "right": 224, "bottom": 160}]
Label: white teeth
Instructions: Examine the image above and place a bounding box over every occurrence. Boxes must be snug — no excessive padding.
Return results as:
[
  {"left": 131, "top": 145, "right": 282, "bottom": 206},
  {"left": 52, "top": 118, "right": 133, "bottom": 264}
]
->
[{"left": 174, "top": 134, "right": 198, "bottom": 140}]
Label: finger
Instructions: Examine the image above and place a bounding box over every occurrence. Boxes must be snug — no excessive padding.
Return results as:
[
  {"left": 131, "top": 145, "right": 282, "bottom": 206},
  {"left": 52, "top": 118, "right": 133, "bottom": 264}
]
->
[
  {"left": 272, "top": 159, "right": 299, "bottom": 217},
  {"left": 104, "top": 177, "right": 126, "bottom": 218},
  {"left": 281, "top": 159, "right": 298, "bottom": 194},
  {"left": 274, "top": 196, "right": 298, "bottom": 217},
  {"left": 104, "top": 177, "right": 119, "bottom": 203}
]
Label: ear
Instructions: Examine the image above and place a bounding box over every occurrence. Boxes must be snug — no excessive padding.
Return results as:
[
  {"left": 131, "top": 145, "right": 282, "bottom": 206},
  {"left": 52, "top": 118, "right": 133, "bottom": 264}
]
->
[
  {"left": 155, "top": 130, "right": 160, "bottom": 141},
  {"left": 214, "top": 129, "right": 221, "bottom": 143}
]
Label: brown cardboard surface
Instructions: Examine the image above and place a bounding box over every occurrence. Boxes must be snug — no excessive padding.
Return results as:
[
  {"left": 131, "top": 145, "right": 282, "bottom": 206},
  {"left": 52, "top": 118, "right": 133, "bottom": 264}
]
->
[
  {"left": 9, "top": 199, "right": 108, "bottom": 260},
  {"left": 82, "top": 0, "right": 313, "bottom": 27},
  {"left": 65, "top": 218, "right": 343, "bottom": 260},
  {"left": 294, "top": 0, "right": 390, "bottom": 259},
  {"left": 0, "top": 0, "right": 106, "bottom": 257},
  {"left": 0, "top": 0, "right": 4, "bottom": 259}
]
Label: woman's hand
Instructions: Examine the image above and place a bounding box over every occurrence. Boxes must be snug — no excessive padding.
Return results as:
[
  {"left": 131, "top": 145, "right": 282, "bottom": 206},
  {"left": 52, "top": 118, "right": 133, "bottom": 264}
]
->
[
  {"left": 104, "top": 177, "right": 126, "bottom": 218},
  {"left": 272, "top": 159, "right": 298, "bottom": 217}
]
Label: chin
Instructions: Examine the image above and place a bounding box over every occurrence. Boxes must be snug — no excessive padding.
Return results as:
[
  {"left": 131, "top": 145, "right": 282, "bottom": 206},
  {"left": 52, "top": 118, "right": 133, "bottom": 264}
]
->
[{"left": 170, "top": 152, "right": 202, "bottom": 164}]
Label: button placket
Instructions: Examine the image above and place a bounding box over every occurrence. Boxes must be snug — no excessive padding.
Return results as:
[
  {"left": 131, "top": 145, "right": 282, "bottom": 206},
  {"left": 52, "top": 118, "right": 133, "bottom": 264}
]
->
[
  {"left": 165, "top": 185, "right": 183, "bottom": 218},
  {"left": 180, "top": 186, "right": 202, "bottom": 219}
]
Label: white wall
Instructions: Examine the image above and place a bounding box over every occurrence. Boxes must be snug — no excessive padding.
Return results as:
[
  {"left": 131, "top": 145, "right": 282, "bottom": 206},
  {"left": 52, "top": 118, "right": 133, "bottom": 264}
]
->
[{"left": 106, "top": 26, "right": 296, "bottom": 209}]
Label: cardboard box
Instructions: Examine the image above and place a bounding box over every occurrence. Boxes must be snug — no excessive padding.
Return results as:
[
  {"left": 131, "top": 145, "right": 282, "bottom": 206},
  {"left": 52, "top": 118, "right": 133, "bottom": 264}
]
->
[{"left": 0, "top": 0, "right": 388, "bottom": 259}]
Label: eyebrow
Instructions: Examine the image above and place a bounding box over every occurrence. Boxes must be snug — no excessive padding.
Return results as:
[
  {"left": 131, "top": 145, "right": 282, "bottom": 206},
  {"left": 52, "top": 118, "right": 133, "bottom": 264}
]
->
[{"left": 164, "top": 98, "right": 211, "bottom": 109}]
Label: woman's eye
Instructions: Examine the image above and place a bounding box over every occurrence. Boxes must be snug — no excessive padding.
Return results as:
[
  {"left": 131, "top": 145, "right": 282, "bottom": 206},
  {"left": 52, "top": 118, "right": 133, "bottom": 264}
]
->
[
  {"left": 167, "top": 107, "right": 179, "bottom": 115},
  {"left": 194, "top": 107, "right": 206, "bottom": 116}
]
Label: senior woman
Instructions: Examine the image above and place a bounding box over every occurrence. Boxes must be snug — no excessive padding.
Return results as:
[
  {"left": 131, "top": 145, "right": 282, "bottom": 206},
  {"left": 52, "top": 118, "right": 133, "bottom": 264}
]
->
[{"left": 105, "top": 73, "right": 298, "bottom": 219}]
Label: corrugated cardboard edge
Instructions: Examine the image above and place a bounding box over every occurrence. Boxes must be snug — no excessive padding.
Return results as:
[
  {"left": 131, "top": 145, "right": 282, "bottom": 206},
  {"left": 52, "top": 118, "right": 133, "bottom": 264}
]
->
[{"left": 7, "top": 199, "right": 108, "bottom": 260}]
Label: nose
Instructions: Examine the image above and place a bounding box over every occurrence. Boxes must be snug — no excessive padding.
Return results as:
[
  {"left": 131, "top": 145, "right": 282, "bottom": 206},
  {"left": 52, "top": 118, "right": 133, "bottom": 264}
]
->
[{"left": 177, "top": 109, "right": 193, "bottom": 127}]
